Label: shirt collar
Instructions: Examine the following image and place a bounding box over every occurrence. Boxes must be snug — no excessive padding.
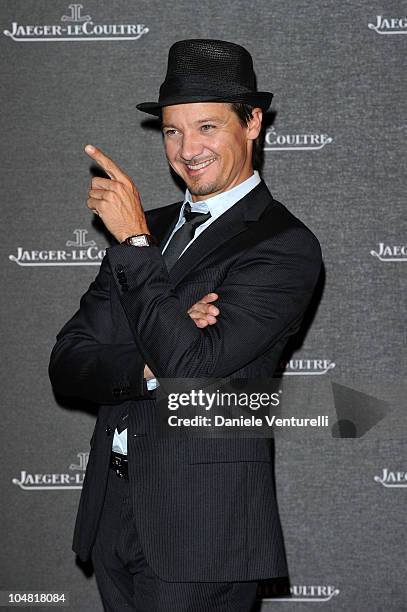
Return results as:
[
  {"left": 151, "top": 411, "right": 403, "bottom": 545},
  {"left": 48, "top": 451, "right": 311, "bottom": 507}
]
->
[{"left": 182, "top": 170, "right": 261, "bottom": 218}]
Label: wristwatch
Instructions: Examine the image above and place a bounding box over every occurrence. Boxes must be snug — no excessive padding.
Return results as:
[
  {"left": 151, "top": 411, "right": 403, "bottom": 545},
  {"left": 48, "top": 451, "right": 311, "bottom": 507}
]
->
[{"left": 121, "top": 234, "right": 156, "bottom": 247}]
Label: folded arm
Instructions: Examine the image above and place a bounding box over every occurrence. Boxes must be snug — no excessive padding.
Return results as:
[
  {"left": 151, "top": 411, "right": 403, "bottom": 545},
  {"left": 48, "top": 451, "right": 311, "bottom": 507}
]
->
[
  {"left": 106, "top": 227, "right": 322, "bottom": 382},
  {"left": 48, "top": 254, "right": 221, "bottom": 402}
]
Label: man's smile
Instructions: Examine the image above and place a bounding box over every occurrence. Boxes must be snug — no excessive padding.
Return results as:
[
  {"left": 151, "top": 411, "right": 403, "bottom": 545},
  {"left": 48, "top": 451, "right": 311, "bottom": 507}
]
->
[{"left": 184, "top": 158, "right": 217, "bottom": 175}]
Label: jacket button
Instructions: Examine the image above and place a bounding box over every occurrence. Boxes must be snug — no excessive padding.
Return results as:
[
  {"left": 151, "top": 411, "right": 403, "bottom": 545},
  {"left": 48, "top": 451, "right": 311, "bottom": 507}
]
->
[
  {"left": 106, "top": 425, "right": 112, "bottom": 436},
  {"left": 115, "top": 264, "right": 124, "bottom": 273}
]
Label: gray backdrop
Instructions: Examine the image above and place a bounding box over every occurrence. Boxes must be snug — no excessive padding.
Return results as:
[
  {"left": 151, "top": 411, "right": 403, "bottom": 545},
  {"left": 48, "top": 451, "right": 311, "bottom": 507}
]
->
[{"left": 1, "top": 1, "right": 406, "bottom": 610}]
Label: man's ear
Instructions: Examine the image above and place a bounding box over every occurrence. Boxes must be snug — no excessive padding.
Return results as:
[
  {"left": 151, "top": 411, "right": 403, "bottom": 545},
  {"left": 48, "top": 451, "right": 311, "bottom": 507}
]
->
[{"left": 247, "top": 107, "right": 263, "bottom": 141}]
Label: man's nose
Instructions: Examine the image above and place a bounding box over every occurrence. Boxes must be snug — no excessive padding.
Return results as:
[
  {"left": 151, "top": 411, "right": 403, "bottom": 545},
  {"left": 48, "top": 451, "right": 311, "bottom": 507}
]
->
[{"left": 179, "top": 131, "right": 204, "bottom": 161}]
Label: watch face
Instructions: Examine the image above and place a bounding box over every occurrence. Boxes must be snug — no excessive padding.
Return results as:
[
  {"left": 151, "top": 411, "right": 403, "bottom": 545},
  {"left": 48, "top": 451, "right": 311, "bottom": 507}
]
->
[{"left": 130, "top": 235, "right": 149, "bottom": 247}]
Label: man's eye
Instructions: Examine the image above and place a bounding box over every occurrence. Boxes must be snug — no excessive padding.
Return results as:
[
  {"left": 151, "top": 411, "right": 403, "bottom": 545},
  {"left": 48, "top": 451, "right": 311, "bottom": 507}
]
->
[
  {"left": 201, "top": 124, "right": 215, "bottom": 131},
  {"left": 163, "top": 129, "right": 177, "bottom": 136}
]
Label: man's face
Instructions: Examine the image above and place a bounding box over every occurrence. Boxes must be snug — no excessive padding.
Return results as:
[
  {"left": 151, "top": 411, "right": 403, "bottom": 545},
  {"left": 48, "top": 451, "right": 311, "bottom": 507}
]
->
[{"left": 161, "top": 102, "right": 261, "bottom": 201}]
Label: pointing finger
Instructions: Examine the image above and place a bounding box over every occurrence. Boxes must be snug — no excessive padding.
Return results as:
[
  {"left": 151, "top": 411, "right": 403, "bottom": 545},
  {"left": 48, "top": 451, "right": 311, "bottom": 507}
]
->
[{"left": 84, "top": 144, "right": 131, "bottom": 186}]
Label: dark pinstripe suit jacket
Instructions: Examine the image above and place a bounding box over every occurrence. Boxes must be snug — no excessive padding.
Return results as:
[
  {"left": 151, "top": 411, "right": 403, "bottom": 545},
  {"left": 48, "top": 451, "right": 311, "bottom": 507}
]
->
[{"left": 49, "top": 179, "right": 322, "bottom": 582}]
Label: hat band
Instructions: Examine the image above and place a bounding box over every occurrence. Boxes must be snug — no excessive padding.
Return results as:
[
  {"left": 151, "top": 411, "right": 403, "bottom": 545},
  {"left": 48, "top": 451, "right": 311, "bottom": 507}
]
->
[{"left": 159, "top": 76, "right": 255, "bottom": 102}]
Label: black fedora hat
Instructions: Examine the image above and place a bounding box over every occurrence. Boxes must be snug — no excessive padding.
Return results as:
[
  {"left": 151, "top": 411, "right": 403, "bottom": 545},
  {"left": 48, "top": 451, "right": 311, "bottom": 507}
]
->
[{"left": 136, "top": 39, "right": 273, "bottom": 117}]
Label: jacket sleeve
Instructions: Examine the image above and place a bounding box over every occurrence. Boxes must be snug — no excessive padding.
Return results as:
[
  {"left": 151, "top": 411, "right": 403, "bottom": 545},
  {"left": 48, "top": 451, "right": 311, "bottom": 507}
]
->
[
  {"left": 48, "top": 255, "right": 147, "bottom": 404},
  {"left": 106, "top": 226, "right": 322, "bottom": 380}
]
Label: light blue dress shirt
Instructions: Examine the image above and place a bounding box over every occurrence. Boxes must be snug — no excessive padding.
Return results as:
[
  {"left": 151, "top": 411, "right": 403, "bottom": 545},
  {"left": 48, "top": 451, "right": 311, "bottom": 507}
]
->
[{"left": 112, "top": 170, "right": 261, "bottom": 454}]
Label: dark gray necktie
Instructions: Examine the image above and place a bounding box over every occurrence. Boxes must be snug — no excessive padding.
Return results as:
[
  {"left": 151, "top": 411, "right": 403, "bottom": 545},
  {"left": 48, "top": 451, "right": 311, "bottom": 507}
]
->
[{"left": 163, "top": 202, "right": 211, "bottom": 272}]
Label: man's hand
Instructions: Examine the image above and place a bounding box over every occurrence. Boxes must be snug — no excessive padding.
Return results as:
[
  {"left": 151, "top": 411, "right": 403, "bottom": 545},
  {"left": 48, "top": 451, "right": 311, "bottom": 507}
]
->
[
  {"left": 85, "top": 144, "right": 149, "bottom": 243},
  {"left": 143, "top": 293, "right": 219, "bottom": 380},
  {"left": 186, "top": 292, "right": 219, "bottom": 328}
]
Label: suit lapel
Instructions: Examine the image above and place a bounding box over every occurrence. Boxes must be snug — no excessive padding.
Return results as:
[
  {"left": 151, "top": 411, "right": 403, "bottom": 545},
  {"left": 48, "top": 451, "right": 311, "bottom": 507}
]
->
[{"left": 168, "top": 211, "right": 248, "bottom": 285}]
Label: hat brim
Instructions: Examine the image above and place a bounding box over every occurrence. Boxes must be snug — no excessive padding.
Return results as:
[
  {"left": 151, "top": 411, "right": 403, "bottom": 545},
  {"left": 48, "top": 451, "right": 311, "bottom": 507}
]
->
[{"left": 136, "top": 92, "right": 273, "bottom": 117}]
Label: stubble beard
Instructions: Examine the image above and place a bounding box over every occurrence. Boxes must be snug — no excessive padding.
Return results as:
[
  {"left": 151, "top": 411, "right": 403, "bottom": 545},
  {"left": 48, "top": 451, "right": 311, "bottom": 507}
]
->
[
  {"left": 187, "top": 179, "right": 222, "bottom": 197},
  {"left": 186, "top": 168, "right": 228, "bottom": 198}
]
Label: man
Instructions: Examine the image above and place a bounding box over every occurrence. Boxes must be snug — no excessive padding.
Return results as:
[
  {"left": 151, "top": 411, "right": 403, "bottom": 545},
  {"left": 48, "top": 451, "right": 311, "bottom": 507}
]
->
[{"left": 49, "top": 39, "right": 322, "bottom": 611}]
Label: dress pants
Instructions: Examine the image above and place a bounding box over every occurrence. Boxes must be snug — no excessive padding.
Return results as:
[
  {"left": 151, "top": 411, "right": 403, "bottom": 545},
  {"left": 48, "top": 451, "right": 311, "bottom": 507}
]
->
[{"left": 91, "top": 464, "right": 259, "bottom": 612}]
